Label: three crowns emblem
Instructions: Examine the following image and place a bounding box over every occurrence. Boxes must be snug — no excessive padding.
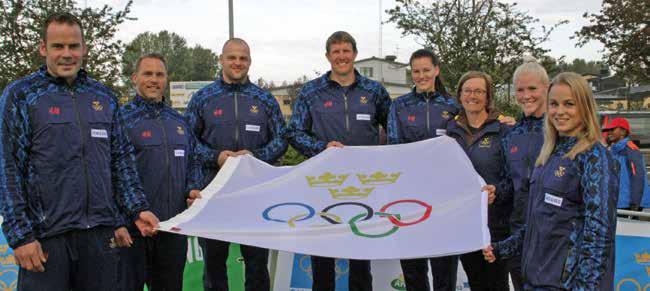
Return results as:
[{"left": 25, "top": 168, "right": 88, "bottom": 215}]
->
[
  {"left": 92, "top": 101, "right": 103, "bottom": 111},
  {"left": 479, "top": 137, "right": 491, "bottom": 148},
  {"left": 554, "top": 166, "right": 566, "bottom": 178},
  {"left": 176, "top": 126, "right": 185, "bottom": 135},
  {"left": 250, "top": 105, "right": 259, "bottom": 114},
  {"left": 306, "top": 171, "right": 401, "bottom": 200},
  {"left": 441, "top": 111, "right": 450, "bottom": 119},
  {"left": 360, "top": 96, "right": 368, "bottom": 104}
]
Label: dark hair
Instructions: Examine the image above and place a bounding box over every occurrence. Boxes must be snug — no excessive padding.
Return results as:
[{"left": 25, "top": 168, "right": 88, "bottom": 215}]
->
[
  {"left": 326, "top": 31, "right": 357, "bottom": 53},
  {"left": 42, "top": 12, "right": 84, "bottom": 43},
  {"left": 134, "top": 53, "right": 168, "bottom": 73},
  {"left": 456, "top": 71, "right": 495, "bottom": 113},
  {"left": 409, "top": 49, "right": 448, "bottom": 96}
]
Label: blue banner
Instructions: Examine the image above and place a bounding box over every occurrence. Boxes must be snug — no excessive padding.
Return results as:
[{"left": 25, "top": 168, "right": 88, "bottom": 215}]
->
[
  {"left": 0, "top": 230, "right": 18, "bottom": 291},
  {"left": 615, "top": 235, "right": 650, "bottom": 290}
]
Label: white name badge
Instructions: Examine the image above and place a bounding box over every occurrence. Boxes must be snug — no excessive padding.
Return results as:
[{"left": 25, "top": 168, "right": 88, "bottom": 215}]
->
[
  {"left": 544, "top": 193, "right": 563, "bottom": 207},
  {"left": 91, "top": 129, "right": 108, "bottom": 139},
  {"left": 436, "top": 129, "right": 447, "bottom": 136},
  {"left": 174, "top": 149, "right": 185, "bottom": 157},
  {"left": 246, "top": 124, "right": 261, "bottom": 132},
  {"left": 356, "top": 114, "right": 371, "bottom": 121}
]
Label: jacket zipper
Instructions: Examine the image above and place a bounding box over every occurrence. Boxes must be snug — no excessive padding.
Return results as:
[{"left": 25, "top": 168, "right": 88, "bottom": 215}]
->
[
  {"left": 522, "top": 163, "right": 545, "bottom": 280},
  {"left": 426, "top": 97, "right": 431, "bottom": 134},
  {"left": 343, "top": 92, "right": 350, "bottom": 132},
  {"left": 234, "top": 90, "right": 240, "bottom": 149},
  {"left": 156, "top": 112, "right": 172, "bottom": 218},
  {"left": 71, "top": 89, "right": 91, "bottom": 228}
]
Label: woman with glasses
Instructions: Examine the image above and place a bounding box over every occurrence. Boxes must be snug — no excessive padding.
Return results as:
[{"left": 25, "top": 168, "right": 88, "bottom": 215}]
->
[
  {"left": 484, "top": 72, "right": 618, "bottom": 290},
  {"left": 446, "top": 71, "right": 513, "bottom": 291}
]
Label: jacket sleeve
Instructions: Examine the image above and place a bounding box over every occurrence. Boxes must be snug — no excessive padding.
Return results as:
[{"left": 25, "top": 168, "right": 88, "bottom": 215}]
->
[
  {"left": 285, "top": 91, "right": 327, "bottom": 158},
  {"left": 572, "top": 148, "right": 617, "bottom": 289},
  {"left": 185, "top": 92, "right": 219, "bottom": 168},
  {"left": 185, "top": 125, "right": 205, "bottom": 192},
  {"left": 251, "top": 93, "right": 288, "bottom": 164},
  {"left": 374, "top": 86, "right": 391, "bottom": 129},
  {"left": 494, "top": 126, "right": 514, "bottom": 208},
  {"left": 0, "top": 85, "right": 36, "bottom": 248},
  {"left": 627, "top": 149, "right": 646, "bottom": 208},
  {"left": 387, "top": 101, "right": 403, "bottom": 145},
  {"left": 493, "top": 223, "right": 524, "bottom": 259},
  {"left": 111, "top": 100, "right": 150, "bottom": 220}
]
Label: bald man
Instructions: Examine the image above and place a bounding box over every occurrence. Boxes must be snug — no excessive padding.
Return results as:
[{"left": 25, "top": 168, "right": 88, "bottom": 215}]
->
[{"left": 185, "top": 38, "right": 288, "bottom": 291}]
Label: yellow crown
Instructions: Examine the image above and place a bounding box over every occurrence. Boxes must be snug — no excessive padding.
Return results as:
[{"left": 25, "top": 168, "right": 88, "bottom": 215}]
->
[
  {"left": 306, "top": 172, "right": 349, "bottom": 187},
  {"left": 0, "top": 245, "right": 7, "bottom": 253},
  {"left": 328, "top": 186, "right": 374, "bottom": 200},
  {"left": 357, "top": 171, "right": 401, "bottom": 185},
  {"left": 635, "top": 252, "right": 650, "bottom": 264}
]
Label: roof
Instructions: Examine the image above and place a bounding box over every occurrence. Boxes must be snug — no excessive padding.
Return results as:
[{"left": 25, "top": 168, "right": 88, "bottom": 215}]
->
[{"left": 355, "top": 56, "right": 408, "bottom": 67}]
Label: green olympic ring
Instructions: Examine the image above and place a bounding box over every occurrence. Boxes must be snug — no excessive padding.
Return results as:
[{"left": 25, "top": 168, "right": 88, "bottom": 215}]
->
[{"left": 349, "top": 213, "right": 400, "bottom": 238}]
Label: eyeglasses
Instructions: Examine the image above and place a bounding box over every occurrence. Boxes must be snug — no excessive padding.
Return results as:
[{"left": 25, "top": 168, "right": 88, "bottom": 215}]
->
[{"left": 461, "top": 88, "right": 487, "bottom": 96}]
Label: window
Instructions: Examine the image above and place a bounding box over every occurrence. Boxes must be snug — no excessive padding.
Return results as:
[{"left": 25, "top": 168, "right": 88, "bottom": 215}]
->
[{"left": 360, "top": 67, "right": 373, "bottom": 78}]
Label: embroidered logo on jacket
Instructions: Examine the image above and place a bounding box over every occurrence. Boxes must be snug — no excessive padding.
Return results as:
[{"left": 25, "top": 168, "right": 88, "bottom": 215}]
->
[
  {"left": 49, "top": 106, "right": 61, "bottom": 115},
  {"left": 554, "top": 166, "right": 566, "bottom": 178},
  {"left": 177, "top": 126, "right": 185, "bottom": 135},
  {"left": 407, "top": 115, "right": 416, "bottom": 122},
  {"left": 213, "top": 108, "right": 223, "bottom": 117},
  {"left": 324, "top": 100, "right": 333, "bottom": 108},
  {"left": 141, "top": 130, "right": 152, "bottom": 138},
  {"left": 360, "top": 96, "right": 368, "bottom": 104},
  {"left": 441, "top": 111, "right": 450, "bottom": 119},
  {"left": 92, "top": 101, "right": 103, "bottom": 111},
  {"left": 479, "top": 137, "right": 491, "bottom": 148},
  {"left": 250, "top": 105, "right": 259, "bottom": 114},
  {"left": 510, "top": 146, "right": 519, "bottom": 154}
]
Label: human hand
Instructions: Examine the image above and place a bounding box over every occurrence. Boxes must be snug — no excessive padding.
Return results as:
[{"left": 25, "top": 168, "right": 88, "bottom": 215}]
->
[
  {"left": 482, "top": 185, "right": 496, "bottom": 204},
  {"left": 187, "top": 189, "right": 202, "bottom": 207},
  {"left": 217, "top": 150, "right": 236, "bottom": 167},
  {"left": 135, "top": 211, "right": 160, "bottom": 237},
  {"left": 483, "top": 245, "right": 496, "bottom": 263},
  {"left": 326, "top": 141, "right": 344, "bottom": 148},
  {"left": 113, "top": 227, "right": 133, "bottom": 248},
  {"left": 14, "top": 240, "right": 47, "bottom": 272}
]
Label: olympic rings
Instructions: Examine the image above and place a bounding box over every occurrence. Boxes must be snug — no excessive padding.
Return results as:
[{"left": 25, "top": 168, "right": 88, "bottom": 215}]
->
[
  {"left": 262, "top": 199, "right": 432, "bottom": 238},
  {"left": 262, "top": 202, "right": 314, "bottom": 224},
  {"left": 379, "top": 199, "right": 432, "bottom": 227},
  {"left": 320, "top": 202, "right": 373, "bottom": 224}
]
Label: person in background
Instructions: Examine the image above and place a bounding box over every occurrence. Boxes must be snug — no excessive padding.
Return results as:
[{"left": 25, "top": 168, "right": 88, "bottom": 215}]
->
[{"left": 484, "top": 72, "right": 619, "bottom": 290}]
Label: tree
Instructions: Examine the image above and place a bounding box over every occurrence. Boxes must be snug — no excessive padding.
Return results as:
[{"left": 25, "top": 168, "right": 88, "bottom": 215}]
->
[
  {"left": 575, "top": 0, "right": 649, "bottom": 83},
  {"left": 121, "top": 31, "right": 219, "bottom": 99},
  {"left": 0, "top": 0, "right": 134, "bottom": 92},
  {"left": 386, "top": 0, "right": 566, "bottom": 93}
]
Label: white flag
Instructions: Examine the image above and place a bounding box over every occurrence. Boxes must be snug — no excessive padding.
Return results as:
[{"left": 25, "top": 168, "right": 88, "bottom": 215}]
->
[{"left": 160, "top": 136, "right": 490, "bottom": 260}]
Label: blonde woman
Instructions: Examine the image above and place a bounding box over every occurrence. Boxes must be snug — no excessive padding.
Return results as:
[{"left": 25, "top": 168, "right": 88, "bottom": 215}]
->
[{"left": 484, "top": 72, "right": 619, "bottom": 290}]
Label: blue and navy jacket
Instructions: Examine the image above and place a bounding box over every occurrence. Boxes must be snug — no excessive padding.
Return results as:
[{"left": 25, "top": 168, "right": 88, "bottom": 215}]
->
[
  {"left": 118, "top": 95, "right": 203, "bottom": 227},
  {"left": 0, "top": 67, "right": 149, "bottom": 248},
  {"left": 185, "top": 78, "right": 287, "bottom": 186},
  {"left": 609, "top": 137, "right": 649, "bottom": 209},
  {"left": 285, "top": 70, "right": 391, "bottom": 157},
  {"left": 501, "top": 114, "right": 544, "bottom": 236},
  {"left": 447, "top": 113, "right": 513, "bottom": 241},
  {"left": 387, "top": 89, "right": 460, "bottom": 144},
  {"left": 495, "top": 137, "right": 618, "bottom": 290}
]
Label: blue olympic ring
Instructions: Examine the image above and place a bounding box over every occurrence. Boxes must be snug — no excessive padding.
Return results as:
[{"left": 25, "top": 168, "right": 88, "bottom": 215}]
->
[{"left": 262, "top": 202, "right": 315, "bottom": 224}]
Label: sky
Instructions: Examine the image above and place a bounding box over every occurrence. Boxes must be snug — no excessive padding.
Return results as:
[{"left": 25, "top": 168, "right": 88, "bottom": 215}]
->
[{"left": 90, "top": 0, "right": 606, "bottom": 84}]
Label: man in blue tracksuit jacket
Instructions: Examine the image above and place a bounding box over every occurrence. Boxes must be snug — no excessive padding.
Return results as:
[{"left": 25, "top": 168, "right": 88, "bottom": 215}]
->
[
  {"left": 0, "top": 12, "right": 158, "bottom": 291},
  {"left": 185, "top": 38, "right": 287, "bottom": 291},
  {"left": 116, "top": 54, "right": 204, "bottom": 290},
  {"left": 285, "top": 31, "right": 391, "bottom": 291},
  {"left": 603, "top": 117, "right": 649, "bottom": 212}
]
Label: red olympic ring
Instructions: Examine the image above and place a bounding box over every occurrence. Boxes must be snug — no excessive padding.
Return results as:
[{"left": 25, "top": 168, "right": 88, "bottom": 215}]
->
[{"left": 379, "top": 199, "right": 432, "bottom": 227}]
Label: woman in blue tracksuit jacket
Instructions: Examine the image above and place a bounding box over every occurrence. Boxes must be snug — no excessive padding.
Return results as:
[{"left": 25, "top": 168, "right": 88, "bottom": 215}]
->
[
  {"left": 485, "top": 72, "right": 619, "bottom": 290},
  {"left": 500, "top": 58, "right": 549, "bottom": 290},
  {"left": 446, "top": 71, "right": 513, "bottom": 291},
  {"left": 387, "top": 49, "right": 461, "bottom": 291}
]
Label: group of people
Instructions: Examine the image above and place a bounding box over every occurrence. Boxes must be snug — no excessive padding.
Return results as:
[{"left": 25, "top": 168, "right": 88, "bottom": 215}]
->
[{"left": 1, "top": 11, "right": 648, "bottom": 291}]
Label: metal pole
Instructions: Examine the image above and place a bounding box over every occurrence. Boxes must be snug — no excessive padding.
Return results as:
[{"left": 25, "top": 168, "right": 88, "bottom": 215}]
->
[
  {"left": 617, "top": 209, "right": 650, "bottom": 219},
  {"left": 229, "top": 0, "right": 234, "bottom": 39}
]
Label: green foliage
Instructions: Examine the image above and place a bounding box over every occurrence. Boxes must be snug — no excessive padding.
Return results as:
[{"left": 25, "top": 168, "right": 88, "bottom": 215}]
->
[
  {"left": 387, "top": 0, "right": 567, "bottom": 91},
  {"left": 575, "top": 0, "right": 649, "bottom": 83},
  {"left": 0, "top": 0, "right": 134, "bottom": 92},
  {"left": 279, "top": 145, "right": 307, "bottom": 166},
  {"left": 121, "top": 31, "right": 219, "bottom": 100},
  {"left": 494, "top": 93, "right": 521, "bottom": 118}
]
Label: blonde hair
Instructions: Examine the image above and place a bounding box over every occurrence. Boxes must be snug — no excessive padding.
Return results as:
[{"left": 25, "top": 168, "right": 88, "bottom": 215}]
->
[
  {"left": 513, "top": 56, "right": 550, "bottom": 86},
  {"left": 536, "top": 72, "right": 601, "bottom": 166}
]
